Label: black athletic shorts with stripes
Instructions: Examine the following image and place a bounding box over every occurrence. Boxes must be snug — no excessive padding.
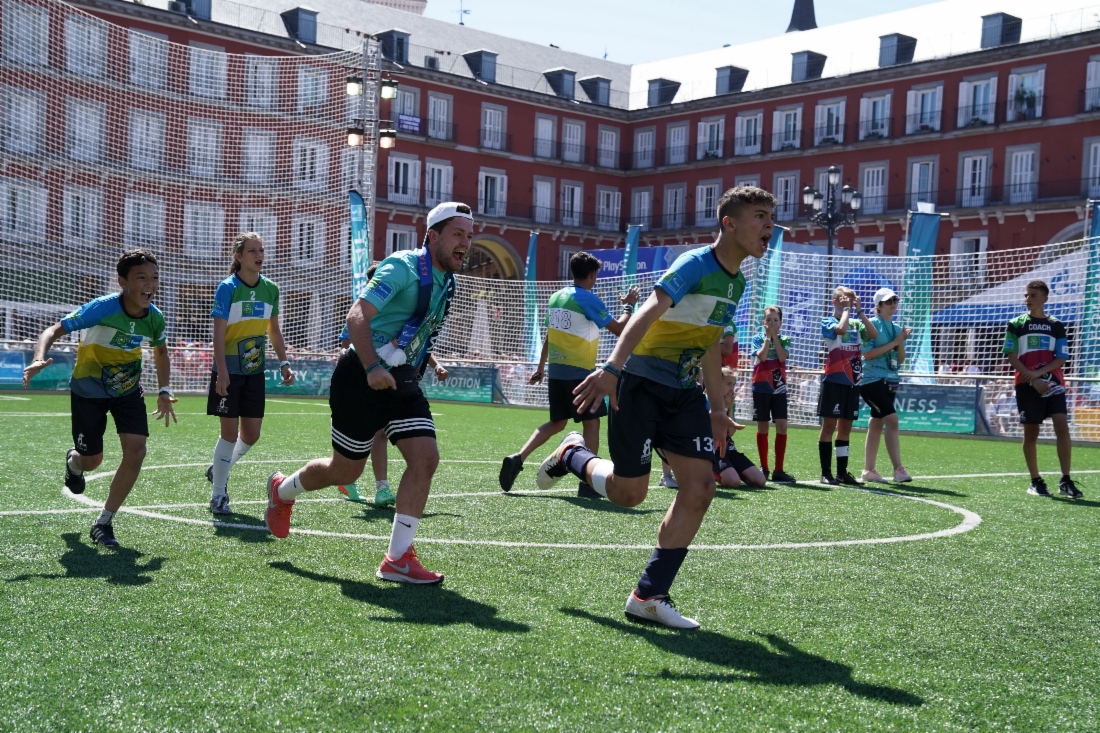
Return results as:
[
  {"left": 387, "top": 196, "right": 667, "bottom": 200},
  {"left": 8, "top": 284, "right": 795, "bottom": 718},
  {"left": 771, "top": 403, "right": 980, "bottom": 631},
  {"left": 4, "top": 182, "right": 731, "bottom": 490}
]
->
[{"left": 328, "top": 350, "right": 435, "bottom": 460}]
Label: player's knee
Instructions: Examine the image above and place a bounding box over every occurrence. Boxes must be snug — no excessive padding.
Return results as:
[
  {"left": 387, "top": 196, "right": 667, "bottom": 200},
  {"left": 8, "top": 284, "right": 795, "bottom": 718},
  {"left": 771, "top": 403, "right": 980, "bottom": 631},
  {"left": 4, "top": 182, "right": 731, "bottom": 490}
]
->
[
  {"left": 332, "top": 463, "right": 364, "bottom": 486},
  {"left": 239, "top": 429, "right": 261, "bottom": 445},
  {"left": 82, "top": 453, "right": 104, "bottom": 471},
  {"left": 121, "top": 441, "right": 147, "bottom": 464},
  {"left": 613, "top": 477, "right": 648, "bottom": 507}
]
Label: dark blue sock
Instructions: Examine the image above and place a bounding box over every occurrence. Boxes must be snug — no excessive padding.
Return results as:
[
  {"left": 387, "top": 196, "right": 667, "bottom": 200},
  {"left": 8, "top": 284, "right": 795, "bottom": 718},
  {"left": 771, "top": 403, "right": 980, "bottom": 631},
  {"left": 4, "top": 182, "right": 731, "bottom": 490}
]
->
[
  {"left": 635, "top": 547, "right": 689, "bottom": 599},
  {"left": 563, "top": 445, "right": 596, "bottom": 478}
]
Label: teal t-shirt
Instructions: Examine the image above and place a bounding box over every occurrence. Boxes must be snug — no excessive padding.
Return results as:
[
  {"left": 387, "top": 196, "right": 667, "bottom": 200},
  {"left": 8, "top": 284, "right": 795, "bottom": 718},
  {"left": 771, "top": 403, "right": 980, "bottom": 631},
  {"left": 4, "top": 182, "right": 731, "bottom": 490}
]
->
[
  {"left": 359, "top": 249, "right": 449, "bottom": 369},
  {"left": 861, "top": 316, "right": 902, "bottom": 384}
]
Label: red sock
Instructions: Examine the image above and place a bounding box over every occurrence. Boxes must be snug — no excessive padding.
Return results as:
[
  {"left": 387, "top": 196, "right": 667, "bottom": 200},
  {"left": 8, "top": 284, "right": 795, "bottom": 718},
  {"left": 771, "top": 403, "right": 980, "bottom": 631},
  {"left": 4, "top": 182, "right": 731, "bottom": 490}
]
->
[
  {"left": 756, "top": 432, "right": 769, "bottom": 471},
  {"left": 775, "top": 433, "right": 788, "bottom": 472}
]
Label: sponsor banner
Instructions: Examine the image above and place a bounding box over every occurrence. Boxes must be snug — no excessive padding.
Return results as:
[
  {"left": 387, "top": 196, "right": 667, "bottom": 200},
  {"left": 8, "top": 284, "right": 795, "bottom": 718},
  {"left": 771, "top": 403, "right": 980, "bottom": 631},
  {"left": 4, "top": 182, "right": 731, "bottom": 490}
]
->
[
  {"left": 854, "top": 383, "right": 978, "bottom": 433},
  {"left": 397, "top": 114, "right": 421, "bottom": 134},
  {"left": 0, "top": 350, "right": 77, "bottom": 390},
  {"left": 421, "top": 366, "right": 495, "bottom": 403},
  {"left": 264, "top": 358, "right": 336, "bottom": 396}
]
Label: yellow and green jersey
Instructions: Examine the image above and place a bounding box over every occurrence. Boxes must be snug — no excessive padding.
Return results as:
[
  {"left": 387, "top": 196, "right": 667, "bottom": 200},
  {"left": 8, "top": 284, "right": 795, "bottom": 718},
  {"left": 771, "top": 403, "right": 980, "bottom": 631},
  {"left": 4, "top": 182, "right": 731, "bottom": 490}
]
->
[
  {"left": 545, "top": 286, "right": 613, "bottom": 379},
  {"left": 61, "top": 294, "right": 167, "bottom": 399},
  {"left": 628, "top": 246, "right": 746, "bottom": 389},
  {"left": 211, "top": 274, "right": 280, "bottom": 375}
]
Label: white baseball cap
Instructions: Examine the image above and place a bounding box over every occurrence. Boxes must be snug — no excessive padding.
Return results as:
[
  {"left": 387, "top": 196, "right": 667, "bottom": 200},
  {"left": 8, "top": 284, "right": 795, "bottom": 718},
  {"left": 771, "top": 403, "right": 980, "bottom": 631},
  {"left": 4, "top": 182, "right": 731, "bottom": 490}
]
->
[
  {"left": 873, "top": 287, "right": 899, "bottom": 306},
  {"left": 426, "top": 201, "right": 474, "bottom": 230}
]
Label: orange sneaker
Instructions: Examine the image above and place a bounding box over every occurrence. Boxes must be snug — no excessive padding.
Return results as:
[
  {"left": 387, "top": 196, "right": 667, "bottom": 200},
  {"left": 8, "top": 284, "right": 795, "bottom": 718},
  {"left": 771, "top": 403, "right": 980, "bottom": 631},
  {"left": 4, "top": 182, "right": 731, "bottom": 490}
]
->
[
  {"left": 265, "top": 472, "right": 295, "bottom": 538},
  {"left": 376, "top": 545, "right": 443, "bottom": 585}
]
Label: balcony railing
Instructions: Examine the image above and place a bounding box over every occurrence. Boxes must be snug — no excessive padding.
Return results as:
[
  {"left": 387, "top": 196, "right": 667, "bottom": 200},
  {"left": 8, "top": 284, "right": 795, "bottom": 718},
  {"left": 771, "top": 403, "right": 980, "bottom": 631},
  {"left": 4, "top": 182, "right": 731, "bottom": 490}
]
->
[
  {"left": 479, "top": 129, "right": 513, "bottom": 152},
  {"left": 1004, "top": 94, "right": 1045, "bottom": 122},
  {"left": 424, "top": 118, "right": 458, "bottom": 142},
  {"left": 729, "top": 133, "right": 763, "bottom": 157},
  {"left": 812, "top": 124, "right": 845, "bottom": 147},
  {"left": 857, "top": 117, "right": 893, "bottom": 141},
  {"left": 530, "top": 137, "right": 630, "bottom": 169},
  {"left": 1081, "top": 87, "right": 1100, "bottom": 113},
  {"left": 903, "top": 112, "right": 942, "bottom": 135},
  {"left": 954, "top": 103, "right": 997, "bottom": 129}
]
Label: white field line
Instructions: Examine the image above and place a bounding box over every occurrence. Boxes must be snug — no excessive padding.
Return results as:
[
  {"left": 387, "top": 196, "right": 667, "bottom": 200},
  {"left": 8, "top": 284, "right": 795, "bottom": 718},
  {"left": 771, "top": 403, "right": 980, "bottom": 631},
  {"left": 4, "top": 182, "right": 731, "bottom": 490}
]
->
[{"left": 0, "top": 395, "right": 31, "bottom": 400}]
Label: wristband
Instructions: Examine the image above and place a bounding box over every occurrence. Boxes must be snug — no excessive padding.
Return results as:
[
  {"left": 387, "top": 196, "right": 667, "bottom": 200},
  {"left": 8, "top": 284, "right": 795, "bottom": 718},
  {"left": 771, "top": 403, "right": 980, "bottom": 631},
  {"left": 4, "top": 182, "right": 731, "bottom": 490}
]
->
[
  {"left": 622, "top": 304, "right": 634, "bottom": 314},
  {"left": 434, "top": 365, "right": 446, "bottom": 373},
  {"left": 366, "top": 362, "right": 385, "bottom": 375},
  {"left": 279, "top": 360, "right": 291, "bottom": 369},
  {"left": 158, "top": 387, "right": 174, "bottom": 398},
  {"left": 599, "top": 362, "right": 622, "bottom": 378}
]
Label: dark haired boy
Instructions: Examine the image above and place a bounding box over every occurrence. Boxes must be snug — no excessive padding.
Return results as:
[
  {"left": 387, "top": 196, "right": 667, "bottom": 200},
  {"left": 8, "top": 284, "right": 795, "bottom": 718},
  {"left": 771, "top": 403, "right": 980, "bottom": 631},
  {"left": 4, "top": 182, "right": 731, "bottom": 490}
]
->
[
  {"left": 1003, "top": 280, "right": 1081, "bottom": 498},
  {"left": 22, "top": 249, "right": 177, "bottom": 547},
  {"left": 498, "top": 251, "right": 639, "bottom": 496}
]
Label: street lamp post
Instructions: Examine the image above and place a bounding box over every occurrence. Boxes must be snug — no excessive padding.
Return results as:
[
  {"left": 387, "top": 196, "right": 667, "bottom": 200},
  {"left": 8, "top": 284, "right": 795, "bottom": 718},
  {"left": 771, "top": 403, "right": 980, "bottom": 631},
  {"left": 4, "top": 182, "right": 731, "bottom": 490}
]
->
[{"left": 802, "top": 164, "right": 862, "bottom": 293}]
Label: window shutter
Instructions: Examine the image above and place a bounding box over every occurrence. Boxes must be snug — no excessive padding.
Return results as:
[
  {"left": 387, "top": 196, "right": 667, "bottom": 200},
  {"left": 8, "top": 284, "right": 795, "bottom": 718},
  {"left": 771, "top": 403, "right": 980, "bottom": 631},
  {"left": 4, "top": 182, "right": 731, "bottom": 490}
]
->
[
  {"left": 734, "top": 115, "right": 745, "bottom": 153},
  {"left": 814, "top": 104, "right": 824, "bottom": 144},
  {"left": 1035, "top": 68, "right": 1045, "bottom": 117},
  {"left": 477, "top": 171, "right": 486, "bottom": 213},
  {"left": 611, "top": 191, "right": 621, "bottom": 226},
  {"left": 1006, "top": 73, "right": 1019, "bottom": 121},
  {"left": 498, "top": 173, "right": 508, "bottom": 214},
  {"left": 988, "top": 77, "right": 998, "bottom": 120},
  {"left": 772, "top": 110, "right": 781, "bottom": 150},
  {"left": 387, "top": 154, "right": 396, "bottom": 194},
  {"left": 1087, "top": 61, "right": 1100, "bottom": 111},
  {"left": 957, "top": 81, "right": 971, "bottom": 127},
  {"left": 696, "top": 121, "right": 706, "bottom": 160},
  {"left": 905, "top": 90, "right": 917, "bottom": 133},
  {"left": 836, "top": 101, "right": 845, "bottom": 143},
  {"left": 409, "top": 160, "right": 421, "bottom": 204},
  {"left": 793, "top": 107, "right": 802, "bottom": 148}
]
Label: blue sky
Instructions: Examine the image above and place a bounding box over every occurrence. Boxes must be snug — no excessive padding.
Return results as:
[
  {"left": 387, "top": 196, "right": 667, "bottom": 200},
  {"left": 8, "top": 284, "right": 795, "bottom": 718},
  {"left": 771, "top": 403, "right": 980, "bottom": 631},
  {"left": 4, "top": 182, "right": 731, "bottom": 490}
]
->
[{"left": 422, "top": 0, "right": 944, "bottom": 64}]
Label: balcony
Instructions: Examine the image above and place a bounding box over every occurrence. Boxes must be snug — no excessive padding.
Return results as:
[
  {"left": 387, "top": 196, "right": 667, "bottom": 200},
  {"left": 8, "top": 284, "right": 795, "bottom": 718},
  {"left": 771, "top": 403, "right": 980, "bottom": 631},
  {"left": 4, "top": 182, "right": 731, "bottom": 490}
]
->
[
  {"left": 1082, "top": 86, "right": 1100, "bottom": 113},
  {"left": 531, "top": 137, "right": 630, "bottom": 169},
  {"left": 812, "top": 123, "right": 845, "bottom": 147},
  {"left": 903, "top": 112, "right": 942, "bottom": 135},
  {"left": 857, "top": 117, "right": 894, "bottom": 141},
  {"left": 770, "top": 129, "right": 803, "bottom": 153},
  {"left": 1004, "top": 93, "right": 1044, "bottom": 123},
  {"left": 954, "top": 103, "right": 997, "bottom": 129},
  {"left": 729, "top": 133, "right": 762, "bottom": 157},
  {"left": 424, "top": 118, "right": 458, "bottom": 142},
  {"left": 479, "top": 129, "right": 513, "bottom": 152}
]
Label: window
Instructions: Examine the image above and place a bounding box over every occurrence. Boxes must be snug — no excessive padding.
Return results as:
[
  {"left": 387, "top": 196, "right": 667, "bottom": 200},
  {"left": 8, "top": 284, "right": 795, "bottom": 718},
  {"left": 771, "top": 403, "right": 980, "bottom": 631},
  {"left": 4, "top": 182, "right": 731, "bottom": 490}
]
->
[
  {"left": 239, "top": 209, "right": 277, "bottom": 250},
  {"left": 129, "top": 110, "right": 165, "bottom": 171},
  {"left": 123, "top": 194, "right": 164, "bottom": 248},
  {"left": 631, "top": 188, "right": 652, "bottom": 229},
  {"left": 1087, "top": 59, "right": 1100, "bottom": 113},
  {"left": 297, "top": 66, "right": 327, "bottom": 112},
  {"left": 859, "top": 93, "right": 891, "bottom": 140},
  {"left": 129, "top": 31, "right": 168, "bottom": 90},
  {"left": 2, "top": 87, "right": 42, "bottom": 154},
  {"left": 190, "top": 44, "right": 226, "bottom": 99},
  {"left": 478, "top": 170, "right": 507, "bottom": 218},
  {"left": 774, "top": 173, "right": 797, "bottom": 221},
  {"left": 292, "top": 138, "right": 329, "bottom": 191},
  {"left": 481, "top": 105, "right": 505, "bottom": 149},
  {"left": 861, "top": 165, "right": 886, "bottom": 215},
  {"left": 1007, "top": 148, "right": 1037, "bottom": 204},
  {"left": 772, "top": 107, "right": 802, "bottom": 151},
  {"left": 535, "top": 116, "right": 555, "bottom": 159},
  {"left": 664, "top": 184, "right": 685, "bottom": 229},
  {"left": 734, "top": 113, "right": 761, "bottom": 155},
  {"left": 183, "top": 202, "right": 225, "bottom": 258},
  {"left": 187, "top": 118, "right": 222, "bottom": 178},
  {"left": 63, "top": 186, "right": 103, "bottom": 245},
  {"left": 3, "top": 1, "right": 48, "bottom": 66},
  {"left": 425, "top": 161, "right": 453, "bottom": 208},
  {"left": 814, "top": 100, "right": 845, "bottom": 145},
  {"left": 0, "top": 177, "right": 45, "bottom": 240},
  {"left": 533, "top": 178, "right": 554, "bottom": 224},
  {"left": 910, "top": 160, "right": 936, "bottom": 208},
  {"left": 245, "top": 56, "right": 278, "bottom": 108},
  {"left": 560, "top": 182, "right": 582, "bottom": 227},
  {"left": 696, "top": 181, "right": 720, "bottom": 226},
  {"left": 957, "top": 77, "right": 997, "bottom": 127},
  {"left": 562, "top": 120, "right": 584, "bottom": 163},
  {"left": 428, "top": 95, "right": 452, "bottom": 140},
  {"left": 596, "top": 188, "right": 621, "bottom": 231},
  {"left": 735, "top": 175, "right": 759, "bottom": 188},
  {"left": 949, "top": 235, "right": 988, "bottom": 285},
  {"left": 1088, "top": 141, "right": 1100, "bottom": 198},
  {"left": 394, "top": 87, "right": 419, "bottom": 135},
  {"left": 1007, "top": 68, "right": 1045, "bottom": 121},
  {"left": 634, "top": 128, "right": 655, "bottom": 168},
  {"left": 961, "top": 155, "right": 988, "bottom": 207},
  {"left": 558, "top": 245, "right": 581, "bottom": 279},
  {"left": 696, "top": 117, "right": 724, "bottom": 159},
  {"left": 388, "top": 154, "right": 420, "bottom": 205},
  {"left": 598, "top": 127, "right": 619, "bottom": 168},
  {"left": 906, "top": 85, "right": 942, "bottom": 133},
  {"left": 855, "top": 240, "right": 882, "bottom": 254},
  {"left": 65, "top": 16, "right": 106, "bottom": 77},
  {"left": 66, "top": 99, "right": 104, "bottom": 163},
  {"left": 667, "top": 124, "right": 688, "bottom": 165},
  {"left": 241, "top": 129, "right": 275, "bottom": 184},
  {"left": 291, "top": 215, "right": 325, "bottom": 265},
  {"left": 386, "top": 226, "right": 416, "bottom": 256}
]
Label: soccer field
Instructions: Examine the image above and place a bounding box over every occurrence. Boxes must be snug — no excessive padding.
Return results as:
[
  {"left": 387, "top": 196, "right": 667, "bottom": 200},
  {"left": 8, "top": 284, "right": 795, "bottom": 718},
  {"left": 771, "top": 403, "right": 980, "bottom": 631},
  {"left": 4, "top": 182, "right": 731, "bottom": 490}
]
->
[{"left": 2, "top": 393, "right": 1098, "bottom": 732}]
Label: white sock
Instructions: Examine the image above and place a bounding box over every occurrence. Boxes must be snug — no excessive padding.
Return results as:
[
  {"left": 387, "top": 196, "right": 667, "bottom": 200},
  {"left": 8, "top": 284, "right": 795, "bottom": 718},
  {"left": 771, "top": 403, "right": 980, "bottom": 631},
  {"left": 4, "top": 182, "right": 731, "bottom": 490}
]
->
[
  {"left": 376, "top": 479, "right": 390, "bottom": 491},
  {"left": 588, "top": 459, "right": 614, "bottom": 498},
  {"left": 229, "top": 439, "right": 253, "bottom": 467},
  {"left": 387, "top": 513, "right": 419, "bottom": 560},
  {"left": 68, "top": 452, "right": 83, "bottom": 475},
  {"left": 96, "top": 509, "right": 115, "bottom": 525},
  {"left": 278, "top": 470, "right": 306, "bottom": 502},
  {"left": 212, "top": 438, "right": 234, "bottom": 494}
]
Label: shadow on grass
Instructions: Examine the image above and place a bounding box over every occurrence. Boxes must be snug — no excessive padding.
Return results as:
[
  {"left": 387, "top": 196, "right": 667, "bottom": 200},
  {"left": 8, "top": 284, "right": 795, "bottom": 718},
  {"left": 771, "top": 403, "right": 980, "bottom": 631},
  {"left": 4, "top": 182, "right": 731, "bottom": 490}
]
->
[
  {"left": 7, "top": 532, "right": 165, "bottom": 586},
  {"left": 510, "top": 493, "right": 663, "bottom": 515},
  {"left": 562, "top": 608, "right": 922, "bottom": 706},
  {"left": 270, "top": 561, "right": 530, "bottom": 633},
  {"left": 877, "top": 483, "right": 966, "bottom": 498},
  {"left": 1053, "top": 496, "right": 1100, "bottom": 507},
  {"left": 789, "top": 481, "right": 833, "bottom": 492},
  {"left": 213, "top": 515, "right": 274, "bottom": 544}
]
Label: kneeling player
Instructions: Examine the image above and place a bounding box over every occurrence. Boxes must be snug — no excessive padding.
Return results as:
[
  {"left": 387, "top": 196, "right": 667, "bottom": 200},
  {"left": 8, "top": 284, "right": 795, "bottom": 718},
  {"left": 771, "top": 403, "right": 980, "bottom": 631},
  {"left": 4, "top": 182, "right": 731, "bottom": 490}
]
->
[{"left": 713, "top": 367, "right": 766, "bottom": 489}]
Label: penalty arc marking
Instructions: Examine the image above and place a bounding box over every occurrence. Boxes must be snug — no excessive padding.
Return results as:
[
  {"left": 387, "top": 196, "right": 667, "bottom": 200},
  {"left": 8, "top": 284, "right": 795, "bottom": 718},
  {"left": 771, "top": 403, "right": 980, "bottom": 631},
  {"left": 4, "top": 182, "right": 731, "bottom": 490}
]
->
[{"left": 45, "top": 461, "right": 983, "bottom": 551}]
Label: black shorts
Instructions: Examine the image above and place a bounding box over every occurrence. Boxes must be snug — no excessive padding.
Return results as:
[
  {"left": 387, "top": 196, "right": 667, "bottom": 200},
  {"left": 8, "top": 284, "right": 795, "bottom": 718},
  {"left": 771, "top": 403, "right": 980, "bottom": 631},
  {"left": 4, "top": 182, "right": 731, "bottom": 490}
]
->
[
  {"left": 329, "top": 350, "right": 435, "bottom": 460},
  {"left": 817, "top": 380, "right": 861, "bottom": 421},
  {"left": 713, "top": 444, "right": 756, "bottom": 480},
  {"left": 1015, "top": 384, "right": 1068, "bottom": 425},
  {"left": 607, "top": 372, "right": 713, "bottom": 479},
  {"left": 752, "top": 391, "right": 788, "bottom": 422},
  {"left": 71, "top": 389, "right": 149, "bottom": 456},
  {"left": 207, "top": 371, "right": 266, "bottom": 419},
  {"left": 860, "top": 379, "right": 898, "bottom": 419},
  {"left": 548, "top": 377, "right": 608, "bottom": 422}
]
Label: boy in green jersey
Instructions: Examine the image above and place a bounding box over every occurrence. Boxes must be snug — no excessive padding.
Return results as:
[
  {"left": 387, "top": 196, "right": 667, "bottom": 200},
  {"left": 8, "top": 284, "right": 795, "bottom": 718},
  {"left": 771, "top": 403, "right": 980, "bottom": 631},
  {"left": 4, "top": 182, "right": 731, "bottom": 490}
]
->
[{"left": 22, "top": 250, "right": 178, "bottom": 548}]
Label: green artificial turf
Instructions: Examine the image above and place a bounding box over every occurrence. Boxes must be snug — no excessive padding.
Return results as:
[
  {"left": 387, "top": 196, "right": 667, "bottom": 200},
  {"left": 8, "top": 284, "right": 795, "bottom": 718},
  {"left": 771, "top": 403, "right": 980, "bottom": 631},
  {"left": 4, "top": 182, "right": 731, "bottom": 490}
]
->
[{"left": 1, "top": 393, "right": 1098, "bottom": 732}]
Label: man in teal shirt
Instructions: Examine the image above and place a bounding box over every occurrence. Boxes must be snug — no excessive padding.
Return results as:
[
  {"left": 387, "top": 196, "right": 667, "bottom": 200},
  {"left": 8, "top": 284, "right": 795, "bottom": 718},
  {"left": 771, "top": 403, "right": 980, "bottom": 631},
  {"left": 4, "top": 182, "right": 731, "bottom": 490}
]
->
[{"left": 265, "top": 202, "right": 474, "bottom": 585}]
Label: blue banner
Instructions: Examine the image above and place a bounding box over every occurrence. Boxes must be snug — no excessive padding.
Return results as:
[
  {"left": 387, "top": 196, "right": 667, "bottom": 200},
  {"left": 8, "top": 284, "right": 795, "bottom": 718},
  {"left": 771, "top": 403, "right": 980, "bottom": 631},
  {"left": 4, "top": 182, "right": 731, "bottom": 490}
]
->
[
  {"left": 901, "top": 212, "right": 940, "bottom": 377},
  {"left": 524, "top": 230, "right": 540, "bottom": 362},
  {"left": 349, "top": 190, "right": 370, "bottom": 300},
  {"left": 854, "top": 383, "right": 979, "bottom": 433},
  {"left": 749, "top": 227, "right": 785, "bottom": 331},
  {"left": 1082, "top": 201, "right": 1100, "bottom": 377},
  {"left": 585, "top": 244, "right": 698, "bottom": 279}
]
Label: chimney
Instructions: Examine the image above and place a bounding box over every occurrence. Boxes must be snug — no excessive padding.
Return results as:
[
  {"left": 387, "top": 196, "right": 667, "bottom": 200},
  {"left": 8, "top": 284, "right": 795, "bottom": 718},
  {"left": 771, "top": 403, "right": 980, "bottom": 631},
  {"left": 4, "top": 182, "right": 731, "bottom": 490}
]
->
[{"left": 786, "top": 0, "right": 817, "bottom": 33}]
